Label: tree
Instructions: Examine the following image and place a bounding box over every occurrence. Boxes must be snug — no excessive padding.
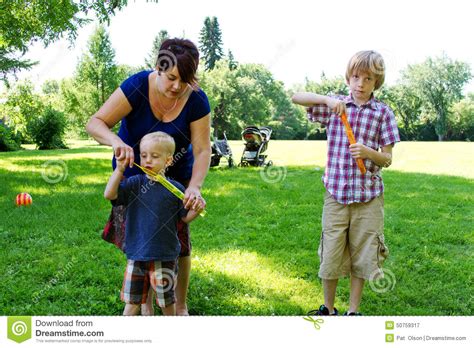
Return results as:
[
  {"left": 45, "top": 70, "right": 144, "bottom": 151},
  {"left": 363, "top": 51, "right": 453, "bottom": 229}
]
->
[
  {"left": 41, "top": 80, "right": 64, "bottom": 114},
  {"left": 228, "top": 50, "right": 238, "bottom": 70},
  {"left": 449, "top": 94, "right": 474, "bottom": 141},
  {"left": 199, "top": 17, "right": 224, "bottom": 70},
  {"left": 61, "top": 26, "right": 133, "bottom": 137},
  {"left": 401, "top": 55, "right": 472, "bottom": 141},
  {"left": 0, "top": 121, "right": 21, "bottom": 152},
  {"left": 377, "top": 84, "right": 423, "bottom": 140},
  {"left": 144, "top": 30, "right": 169, "bottom": 69},
  {"left": 0, "top": 0, "right": 157, "bottom": 83},
  {"left": 304, "top": 73, "right": 349, "bottom": 95},
  {"left": 268, "top": 90, "right": 306, "bottom": 140},
  {"left": 29, "top": 107, "right": 67, "bottom": 149},
  {"left": 42, "top": 80, "right": 60, "bottom": 95},
  {"left": 77, "top": 26, "right": 118, "bottom": 107},
  {"left": 3, "top": 80, "right": 45, "bottom": 142},
  {"left": 200, "top": 61, "right": 306, "bottom": 139},
  {"left": 199, "top": 60, "right": 238, "bottom": 137}
]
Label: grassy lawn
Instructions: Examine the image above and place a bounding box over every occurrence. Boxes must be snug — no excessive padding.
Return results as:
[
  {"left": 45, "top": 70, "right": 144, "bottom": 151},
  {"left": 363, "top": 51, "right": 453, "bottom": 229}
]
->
[{"left": 1, "top": 140, "right": 473, "bottom": 316}]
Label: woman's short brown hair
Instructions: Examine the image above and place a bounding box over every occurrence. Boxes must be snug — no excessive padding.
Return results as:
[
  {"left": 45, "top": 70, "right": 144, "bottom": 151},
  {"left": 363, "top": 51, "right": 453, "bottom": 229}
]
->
[
  {"left": 156, "top": 38, "right": 199, "bottom": 87},
  {"left": 345, "top": 50, "right": 385, "bottom": 90}
]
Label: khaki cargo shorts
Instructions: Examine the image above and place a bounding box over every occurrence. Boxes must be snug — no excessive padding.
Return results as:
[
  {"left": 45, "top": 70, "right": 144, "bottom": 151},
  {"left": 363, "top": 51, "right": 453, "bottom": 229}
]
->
[{"left": 318, "top": 191, "right": 389, "bottom": 280}]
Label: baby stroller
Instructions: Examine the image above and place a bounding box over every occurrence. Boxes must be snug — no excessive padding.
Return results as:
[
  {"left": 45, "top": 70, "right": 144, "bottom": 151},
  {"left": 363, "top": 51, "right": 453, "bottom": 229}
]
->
[
  {"left": 210, "top": 131, "right": 234, "bottom": 168},
  {"left": 239, "top": 126, "right": 273, "bottom": 167}
]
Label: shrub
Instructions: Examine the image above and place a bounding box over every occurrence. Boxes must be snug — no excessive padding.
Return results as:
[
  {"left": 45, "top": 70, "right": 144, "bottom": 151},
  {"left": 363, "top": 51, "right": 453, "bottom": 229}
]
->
[
  {"left": 307, "top": 128, "right": 327, "bottom": 140},
  {"left": 415, "top": 121, "right": 438, "bottom": 141},
  {"left": 29, "top": 108, "right": 68, "bottom": 150},
  {"left": 0, "top": 121, "right": 22, "bottom": 151}
]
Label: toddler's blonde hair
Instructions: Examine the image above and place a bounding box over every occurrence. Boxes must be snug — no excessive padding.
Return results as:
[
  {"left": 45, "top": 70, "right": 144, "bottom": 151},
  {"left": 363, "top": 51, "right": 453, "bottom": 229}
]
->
[{"left": 140, "top": 131, "right": 175, "bottom": 156}]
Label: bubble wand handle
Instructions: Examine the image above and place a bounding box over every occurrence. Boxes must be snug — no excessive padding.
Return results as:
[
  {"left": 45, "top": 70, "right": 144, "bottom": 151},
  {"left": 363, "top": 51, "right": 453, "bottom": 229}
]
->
[
  {"left": 340, "top": 112, "right": 367, "bottom": 174},
  {"left": 133, "top": 162, "right": 206, "bottom": 217}
]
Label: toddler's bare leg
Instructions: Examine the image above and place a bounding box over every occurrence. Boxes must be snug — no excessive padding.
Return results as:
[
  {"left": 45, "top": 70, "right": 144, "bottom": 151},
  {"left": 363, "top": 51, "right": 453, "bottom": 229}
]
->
[
  {"left": 141, "top": 289, "right": 154, "bottom": 316},
  {"left": 161, "top": 303, "right": 176, "bottom": 316},
  {"left": 123, "top": 304, "right": 140, "bottom": 316}
]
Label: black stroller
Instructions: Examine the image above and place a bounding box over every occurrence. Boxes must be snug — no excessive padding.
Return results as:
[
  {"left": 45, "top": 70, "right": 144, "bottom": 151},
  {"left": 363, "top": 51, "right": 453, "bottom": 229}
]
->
[
  {"left": 239, "top": 126, "right": 273, "bottom": 167},
  {"left": 210, "top": 131, "right": 234, "bottom": 168}
]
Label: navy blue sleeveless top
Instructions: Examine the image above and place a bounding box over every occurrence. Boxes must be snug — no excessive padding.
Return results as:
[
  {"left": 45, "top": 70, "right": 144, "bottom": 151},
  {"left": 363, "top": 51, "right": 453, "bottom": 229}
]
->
[{"left": 112, "top": 71, "right": 211, "bottom": 183}]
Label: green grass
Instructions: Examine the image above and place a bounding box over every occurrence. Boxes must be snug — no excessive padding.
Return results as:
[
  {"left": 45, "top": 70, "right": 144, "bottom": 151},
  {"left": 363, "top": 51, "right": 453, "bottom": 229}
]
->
[{"left": 1, "top": 140, "right": 473, "bottom": 315}]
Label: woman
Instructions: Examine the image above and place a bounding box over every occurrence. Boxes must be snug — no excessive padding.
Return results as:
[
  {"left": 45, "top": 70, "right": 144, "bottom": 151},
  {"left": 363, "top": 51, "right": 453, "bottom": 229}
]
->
[{"left": 86, "top": 38, "right": 211, "bottom": 315}]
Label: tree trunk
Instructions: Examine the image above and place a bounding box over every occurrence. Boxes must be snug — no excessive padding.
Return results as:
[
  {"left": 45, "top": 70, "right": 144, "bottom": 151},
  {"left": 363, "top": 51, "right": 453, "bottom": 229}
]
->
[
  {"left": 436, "top": 110, "right": 446, "bottom": 142},
  {"left": 213, "top": 104, "right": 223, "bottom": 138}
]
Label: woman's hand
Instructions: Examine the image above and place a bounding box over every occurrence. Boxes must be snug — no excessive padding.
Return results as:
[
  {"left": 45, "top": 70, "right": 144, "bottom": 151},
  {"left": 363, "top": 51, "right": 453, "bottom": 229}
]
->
[
  {"left": 183, "top": 186, "right": 206, "bottom": 212},
  {"left": 112, "top": 139, "right": 135, "bottom": 168}
]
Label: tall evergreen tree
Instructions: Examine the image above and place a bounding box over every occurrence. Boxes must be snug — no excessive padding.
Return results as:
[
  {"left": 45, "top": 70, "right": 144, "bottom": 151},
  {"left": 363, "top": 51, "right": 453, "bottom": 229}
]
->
[
  {"left": 144, "top": 30, "right": 169, "bottom": 69},
  {"left": 199, "top": 17, "right": 224, "bottom": 70}
]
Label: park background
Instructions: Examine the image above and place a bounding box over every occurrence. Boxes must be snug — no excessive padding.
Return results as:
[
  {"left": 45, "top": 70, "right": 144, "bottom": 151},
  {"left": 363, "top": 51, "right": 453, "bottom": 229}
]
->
[{"left": 0, "top": 0, "right": 473, "bottom": 315}]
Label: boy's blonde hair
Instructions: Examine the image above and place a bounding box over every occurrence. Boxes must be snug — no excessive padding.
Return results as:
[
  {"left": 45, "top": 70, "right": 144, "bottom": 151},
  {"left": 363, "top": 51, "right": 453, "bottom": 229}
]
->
[
  {"left": 140, "top": 131, "right": 175, "bottom": 156},
  {"left": 346, "top": 50, "right": 385, "bottom": 90}
]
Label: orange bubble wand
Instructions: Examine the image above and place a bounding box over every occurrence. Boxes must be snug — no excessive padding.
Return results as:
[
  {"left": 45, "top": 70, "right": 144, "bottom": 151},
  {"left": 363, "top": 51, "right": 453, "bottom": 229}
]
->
[{"left": 340, "top": 112, "right": 366, "bottom": 174}]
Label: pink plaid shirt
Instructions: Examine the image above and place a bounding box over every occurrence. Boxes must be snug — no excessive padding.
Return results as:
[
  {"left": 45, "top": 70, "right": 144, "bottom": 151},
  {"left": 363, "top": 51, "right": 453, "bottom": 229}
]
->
[{"left": 308, "top": 94, "right": 400, "bottom": 205}]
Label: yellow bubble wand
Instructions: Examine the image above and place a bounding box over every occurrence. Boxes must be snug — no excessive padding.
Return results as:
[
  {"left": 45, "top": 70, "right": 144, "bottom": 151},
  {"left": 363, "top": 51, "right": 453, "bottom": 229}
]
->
[{"left": 133, "top": 162, "right": 206, "bottom": 217}]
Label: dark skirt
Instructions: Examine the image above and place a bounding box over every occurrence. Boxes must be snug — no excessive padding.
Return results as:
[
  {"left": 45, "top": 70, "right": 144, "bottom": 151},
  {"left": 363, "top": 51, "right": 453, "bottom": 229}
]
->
[{"left": 102, "top": 205, "right": 191, "bottom": 257}]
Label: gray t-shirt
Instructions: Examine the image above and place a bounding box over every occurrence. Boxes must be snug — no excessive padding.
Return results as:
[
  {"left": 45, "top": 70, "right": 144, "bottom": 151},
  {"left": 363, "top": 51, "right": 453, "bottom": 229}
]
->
[{"left": 113, "top": 174, "right": 187, "bottom": 261}]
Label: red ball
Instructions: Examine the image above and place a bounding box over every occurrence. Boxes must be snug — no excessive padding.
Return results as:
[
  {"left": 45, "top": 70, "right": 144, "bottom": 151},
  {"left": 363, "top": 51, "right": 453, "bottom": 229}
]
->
[{"left": 16, "top": 193, "right": 33, "bottom": 206}]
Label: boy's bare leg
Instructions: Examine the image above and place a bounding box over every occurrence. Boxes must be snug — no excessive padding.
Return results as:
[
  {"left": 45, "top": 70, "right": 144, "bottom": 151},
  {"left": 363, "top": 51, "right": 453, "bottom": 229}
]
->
[
  {"left": 322, "top": 278, "right": 339, "bottom": 313},
  {"left": 348, "top": 276, "right": 365, "bottom": 313},
  {"left": 175, "top": 255, "right": 191, "bottom": 315},
  {"left": 161, "top": 303, "right": 176, "bottom": 316},
  {"left": 141, "top": 291, "right": 154, "bottom": 316},
  {"left": 123, "top": 304, "right": 140, "bottom": 316}
]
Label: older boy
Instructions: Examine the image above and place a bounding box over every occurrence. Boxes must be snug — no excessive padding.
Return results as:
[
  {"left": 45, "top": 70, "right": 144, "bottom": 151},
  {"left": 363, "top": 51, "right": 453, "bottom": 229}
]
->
[
  {"left": 104, "top": 131, "right": 201, "bottom": 315},
  {"left": 292, "top": 51, "right": 400, "bottom": 315}
]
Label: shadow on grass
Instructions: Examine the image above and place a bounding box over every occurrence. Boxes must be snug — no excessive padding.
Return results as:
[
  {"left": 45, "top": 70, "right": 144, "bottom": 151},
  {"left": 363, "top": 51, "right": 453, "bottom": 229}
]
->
[
  {"left": 187, "top": 267, "right": 312, "bottom": 316},
  {"left": 0, "top": 145, "right": 110, "bottom": 159}
]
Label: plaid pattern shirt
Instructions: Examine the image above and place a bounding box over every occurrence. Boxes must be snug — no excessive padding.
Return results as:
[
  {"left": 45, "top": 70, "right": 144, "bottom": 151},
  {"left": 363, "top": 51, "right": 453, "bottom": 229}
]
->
[{"left": 308, "top": 94, "right": 400, "bottom": 205}]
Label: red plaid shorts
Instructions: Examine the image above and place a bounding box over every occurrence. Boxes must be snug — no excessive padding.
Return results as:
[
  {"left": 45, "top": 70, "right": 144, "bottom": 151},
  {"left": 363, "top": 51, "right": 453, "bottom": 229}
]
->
[{"left": 121, "top": 259, "right": 178, "bottom": 308}]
